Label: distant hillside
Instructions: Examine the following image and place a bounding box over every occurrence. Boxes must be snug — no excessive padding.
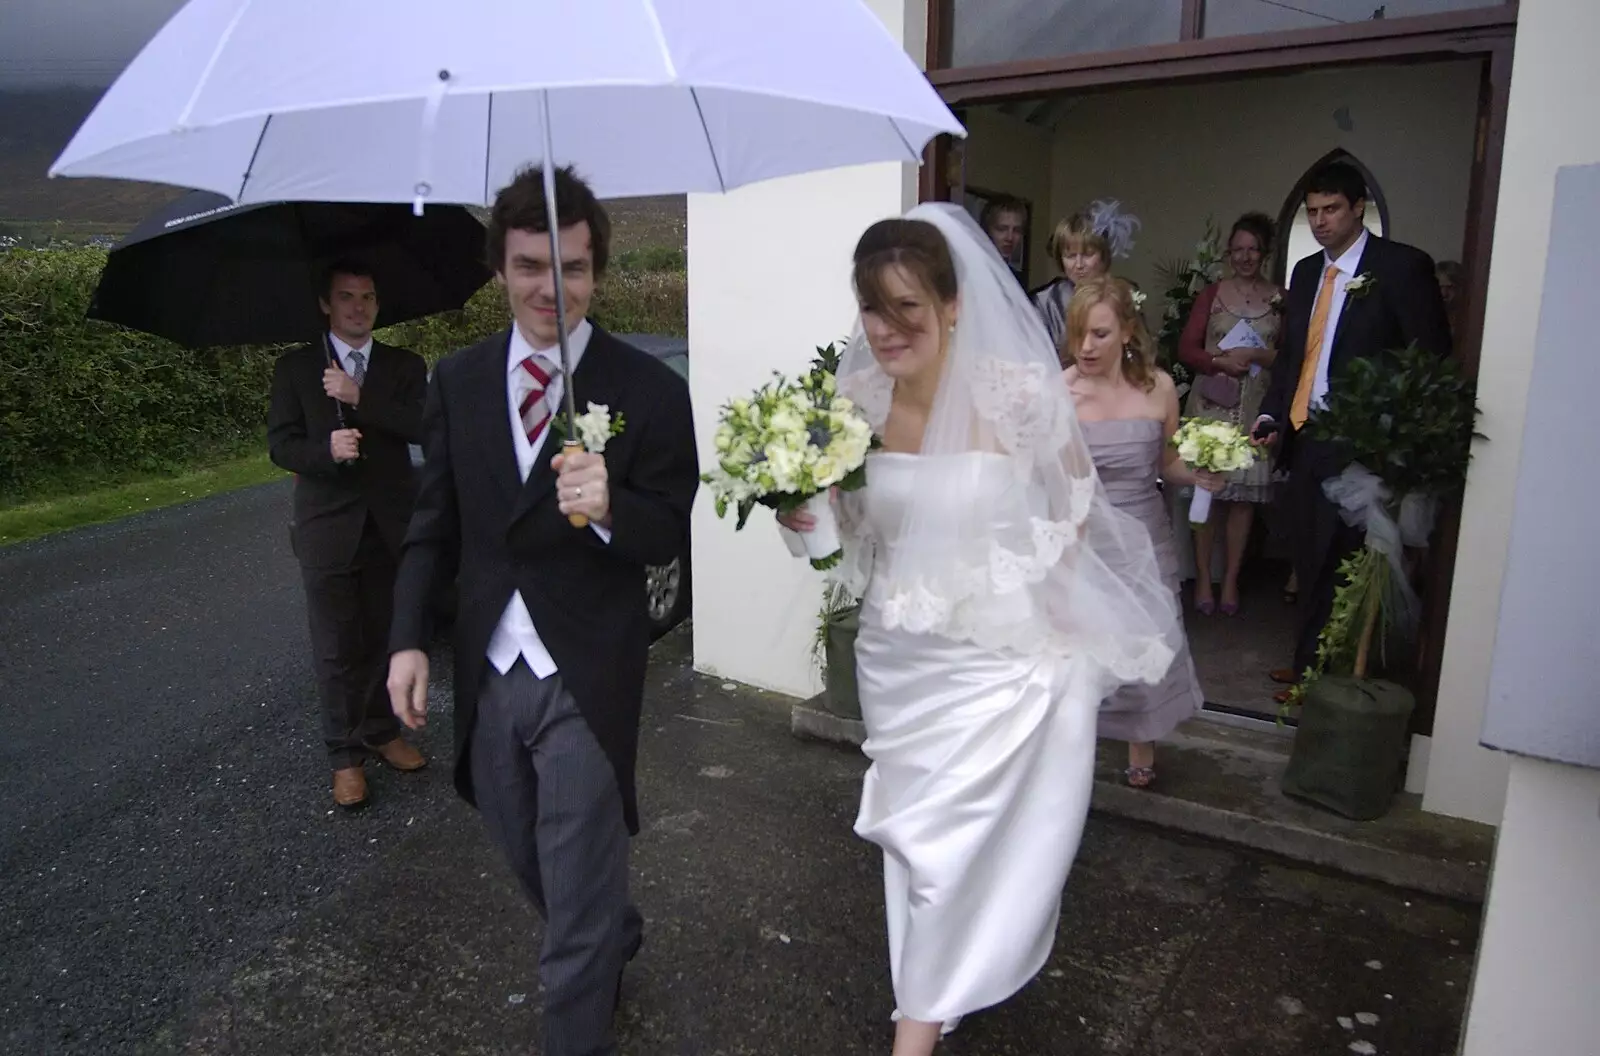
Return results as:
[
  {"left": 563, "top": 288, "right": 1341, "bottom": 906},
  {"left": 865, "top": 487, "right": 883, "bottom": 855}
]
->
[
  {"left": 0, "top": 86, "right": 687, "bottom": 250},
  {"left": 0, "top": 86, "right": 182, "bottom": 237}
]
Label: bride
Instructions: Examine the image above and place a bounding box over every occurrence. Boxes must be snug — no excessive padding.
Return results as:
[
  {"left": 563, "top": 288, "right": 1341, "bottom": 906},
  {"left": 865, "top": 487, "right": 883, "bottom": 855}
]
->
[{"left": 780, "top": 203, "right": 1180, "bottom": 1054}]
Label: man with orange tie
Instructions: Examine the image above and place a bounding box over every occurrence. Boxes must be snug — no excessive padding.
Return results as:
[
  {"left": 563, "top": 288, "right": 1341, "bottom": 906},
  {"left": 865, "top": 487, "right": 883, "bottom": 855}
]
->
[{"left": 1253, "top": 162, "right": 1452, "bottom": 699}]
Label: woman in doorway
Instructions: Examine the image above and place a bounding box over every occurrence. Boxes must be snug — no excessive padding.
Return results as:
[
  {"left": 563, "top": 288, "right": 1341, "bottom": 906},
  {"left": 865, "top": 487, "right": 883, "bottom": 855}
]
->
[
  {"left": 1032, "top": 199, "right": 1140, "bottom": 348},
  {"left": 780, "top": 206, "right": 1182, "bottom": 1053},
  {"left": 1065, "top": 277, "right": 1221, "bottom": 787},
  {"left": 1176, "top": 212, "right": 1285, "bottom": 615}
]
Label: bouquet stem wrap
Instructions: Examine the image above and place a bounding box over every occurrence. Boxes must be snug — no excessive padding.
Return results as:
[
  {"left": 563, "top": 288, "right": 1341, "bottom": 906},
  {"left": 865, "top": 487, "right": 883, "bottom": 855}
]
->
[
  {"left": 798, "top": 492, "right": 842, "bottom": 569},
  {"left": 1189, "top": 487, "right": 1214, "bottom": 525},
  {"left": 1321, "top": 463, "right": 1440, "bottom": 635}
]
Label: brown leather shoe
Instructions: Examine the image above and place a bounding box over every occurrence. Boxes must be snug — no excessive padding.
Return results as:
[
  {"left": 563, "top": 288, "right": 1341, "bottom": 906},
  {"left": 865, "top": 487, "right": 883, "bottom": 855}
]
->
[
  {"left": 1269, "top": 668, "right": 1299, "bottom": 685},
  {"left": 374, "top": 738, "right": 427, "bottom": 772},
  {"left": 1274, "top": 687, "right": 1295, "bottom": 705},
  {"left": 332, "top": 766, "right": 369, "bottom": 809}
]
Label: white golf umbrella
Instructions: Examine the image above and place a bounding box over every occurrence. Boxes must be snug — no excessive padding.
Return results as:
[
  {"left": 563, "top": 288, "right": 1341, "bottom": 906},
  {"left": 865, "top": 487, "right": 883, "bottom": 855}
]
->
[
  {"left": 48, "top": 0, "right": 963, "bottom": 208},
  {"left": 50, "top": 0, "right": 965, "bottom": 525}
]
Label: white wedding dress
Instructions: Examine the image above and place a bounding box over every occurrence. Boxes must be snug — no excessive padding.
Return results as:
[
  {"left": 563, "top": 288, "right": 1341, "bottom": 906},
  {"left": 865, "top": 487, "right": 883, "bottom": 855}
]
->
[{"left": 850, "top": 450, "right": 1101, "bottom": 1026}]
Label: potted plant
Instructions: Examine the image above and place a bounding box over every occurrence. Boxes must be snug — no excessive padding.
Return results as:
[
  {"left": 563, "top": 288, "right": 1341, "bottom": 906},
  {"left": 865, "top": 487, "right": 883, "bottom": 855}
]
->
[
  {"left": 812, "top": 580, "right": 862, "bottom": 721},
  {"left": 1281, "top": 343, "right": 1481, "bottom": 820}
]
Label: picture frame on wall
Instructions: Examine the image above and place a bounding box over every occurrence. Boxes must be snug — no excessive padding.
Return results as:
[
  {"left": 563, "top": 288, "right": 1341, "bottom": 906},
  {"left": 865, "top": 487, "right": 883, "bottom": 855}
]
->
[{"left": 964, "top": 184, "right": 1032, "bottom": 289}]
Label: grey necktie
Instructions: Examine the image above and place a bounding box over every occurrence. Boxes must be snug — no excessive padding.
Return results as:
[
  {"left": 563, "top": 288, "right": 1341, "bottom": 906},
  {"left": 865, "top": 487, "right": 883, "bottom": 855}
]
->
[{"left": 349, "top": 350, "right": 367, "bottom": 386}]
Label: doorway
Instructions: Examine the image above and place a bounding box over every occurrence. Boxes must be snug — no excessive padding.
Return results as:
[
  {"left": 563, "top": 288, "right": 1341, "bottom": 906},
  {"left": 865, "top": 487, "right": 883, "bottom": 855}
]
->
[{"left": 941, "top": 57, "right": 1486, "bottom": 722}]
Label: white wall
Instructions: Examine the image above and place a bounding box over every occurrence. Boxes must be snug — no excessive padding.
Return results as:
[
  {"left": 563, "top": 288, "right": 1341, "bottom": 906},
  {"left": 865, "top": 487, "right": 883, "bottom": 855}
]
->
[
  {"left": 1460, "top": 757, "right": 1600, "bottom": 1053},
  {"left": 686, "top": 0, "right": 923, "bottom": 697},
  {"left": 1421, "top": 0, "right": 1600, "bottom": 825}
]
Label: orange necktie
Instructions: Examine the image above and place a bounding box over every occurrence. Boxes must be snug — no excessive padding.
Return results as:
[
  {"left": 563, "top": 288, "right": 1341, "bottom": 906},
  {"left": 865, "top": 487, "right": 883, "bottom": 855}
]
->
[{"left": 1290, "top": 264, "right": 1341, "bottom": 429}]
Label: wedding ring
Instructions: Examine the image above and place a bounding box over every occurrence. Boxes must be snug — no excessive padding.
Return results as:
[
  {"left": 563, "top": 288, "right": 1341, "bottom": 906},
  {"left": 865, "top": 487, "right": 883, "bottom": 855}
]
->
[{"left": 575, "top": 486, "right": 583, "bottom": 498}]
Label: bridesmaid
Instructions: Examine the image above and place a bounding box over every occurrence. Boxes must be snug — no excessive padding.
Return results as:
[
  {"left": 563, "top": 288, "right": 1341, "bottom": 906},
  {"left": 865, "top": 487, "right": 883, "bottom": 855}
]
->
[{"left": 1063, "top": 277, "right": 1222, "bottom": 787}]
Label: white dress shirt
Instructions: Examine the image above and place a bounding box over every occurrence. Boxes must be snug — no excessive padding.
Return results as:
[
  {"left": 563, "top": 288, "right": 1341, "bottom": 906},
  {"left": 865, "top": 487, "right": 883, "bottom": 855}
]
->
[
  {"left": 486, "top": 320, "right": 612, "bottom": 678},
  {"left": 1308, "top": 228, "right": 1370, "bottom": 412},
  {"left": 327, "top": 332, "right": 373, "bottom": 377}
]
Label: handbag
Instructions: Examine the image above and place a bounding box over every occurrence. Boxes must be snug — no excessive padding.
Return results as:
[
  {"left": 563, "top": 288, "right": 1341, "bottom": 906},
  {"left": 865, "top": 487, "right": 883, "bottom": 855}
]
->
[{"left": 1196, "top": 370, "right": 1241, "bottom": 408}]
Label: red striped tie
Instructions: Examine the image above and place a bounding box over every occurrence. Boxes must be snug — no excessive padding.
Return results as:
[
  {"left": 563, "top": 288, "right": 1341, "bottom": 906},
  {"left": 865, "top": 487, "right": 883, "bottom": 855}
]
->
[{"left": 518, "top": 355, "right": 554, "bottom": 443}]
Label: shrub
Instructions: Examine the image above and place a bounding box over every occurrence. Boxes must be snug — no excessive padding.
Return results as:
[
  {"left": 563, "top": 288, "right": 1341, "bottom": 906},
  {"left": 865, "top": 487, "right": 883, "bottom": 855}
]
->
[{"left": 0, "top": 246, "right": 687, "bottom": 498}]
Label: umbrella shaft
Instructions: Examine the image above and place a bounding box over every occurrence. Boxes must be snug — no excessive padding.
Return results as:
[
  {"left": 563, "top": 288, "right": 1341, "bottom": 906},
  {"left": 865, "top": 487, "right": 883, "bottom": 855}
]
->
[{"left": 541, "top": 92, "right": 580, "bottom": 439}]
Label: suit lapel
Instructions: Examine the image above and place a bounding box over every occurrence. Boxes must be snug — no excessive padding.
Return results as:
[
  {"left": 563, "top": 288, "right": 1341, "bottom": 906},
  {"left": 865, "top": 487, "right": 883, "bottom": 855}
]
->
[
  {"left": 466, "top": 329, "right": 523, "bottom": 508},
  {"left": 1329, "top": 237, "right": 1377, "bottom": 362}
]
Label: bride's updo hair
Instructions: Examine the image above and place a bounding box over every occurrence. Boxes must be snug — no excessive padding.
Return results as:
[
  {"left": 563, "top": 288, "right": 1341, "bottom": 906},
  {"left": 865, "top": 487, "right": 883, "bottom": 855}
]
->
[
  {"left": 853, "top": 218, "right": 958, "bottom": 335},
  {"left": 1064, "top": 276, "right": 1159, "bottom": 391}
]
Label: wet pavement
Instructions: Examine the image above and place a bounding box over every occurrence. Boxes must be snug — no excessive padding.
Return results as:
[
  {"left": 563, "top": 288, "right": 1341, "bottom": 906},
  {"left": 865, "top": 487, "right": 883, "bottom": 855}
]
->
[{"left": 0, "top": 483, "right": 1479, "bottom": 1055}]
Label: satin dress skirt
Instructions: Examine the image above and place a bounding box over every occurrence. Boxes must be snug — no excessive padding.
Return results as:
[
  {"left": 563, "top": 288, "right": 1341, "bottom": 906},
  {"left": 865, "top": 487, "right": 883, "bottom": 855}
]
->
[{"left": 852, "top": 600, "right": 1099, "bottom": 1023}]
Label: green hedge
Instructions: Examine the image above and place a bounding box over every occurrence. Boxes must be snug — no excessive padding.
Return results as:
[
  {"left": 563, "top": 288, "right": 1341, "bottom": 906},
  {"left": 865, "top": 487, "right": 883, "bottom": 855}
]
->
[{"left": 0, "top": 246, "right": 686, "bottom": 498}]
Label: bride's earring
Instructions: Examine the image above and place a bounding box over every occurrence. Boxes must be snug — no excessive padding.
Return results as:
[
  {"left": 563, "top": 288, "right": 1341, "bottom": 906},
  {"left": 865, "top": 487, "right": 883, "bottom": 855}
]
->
[{"left": 1123, "top": 343, "right": 1134, "bottom": 362}]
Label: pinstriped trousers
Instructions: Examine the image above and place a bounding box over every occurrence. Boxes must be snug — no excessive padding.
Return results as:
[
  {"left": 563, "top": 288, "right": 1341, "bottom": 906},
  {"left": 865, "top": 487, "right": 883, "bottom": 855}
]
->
[{"left": 472, "top": 660, "right": 642, "bottom": 1056}]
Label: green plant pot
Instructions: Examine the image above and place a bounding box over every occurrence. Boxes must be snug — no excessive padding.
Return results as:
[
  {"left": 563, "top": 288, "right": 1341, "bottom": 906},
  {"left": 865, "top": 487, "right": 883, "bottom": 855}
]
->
[
  {"left": 822, "top": 603, "right": 862, "bottom": 721},
  {"left": 1281, "top": 675, "right": 1415, "bottom": 821}
]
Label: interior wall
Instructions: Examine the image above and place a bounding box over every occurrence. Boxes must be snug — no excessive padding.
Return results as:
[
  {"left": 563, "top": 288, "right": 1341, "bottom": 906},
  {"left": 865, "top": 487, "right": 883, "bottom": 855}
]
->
[
  {"left": 960, "top": 107, "right": 1056, "bottom": 284},
  {"left": 964, "top": 61, "right": 1481, "bottom": 295}
]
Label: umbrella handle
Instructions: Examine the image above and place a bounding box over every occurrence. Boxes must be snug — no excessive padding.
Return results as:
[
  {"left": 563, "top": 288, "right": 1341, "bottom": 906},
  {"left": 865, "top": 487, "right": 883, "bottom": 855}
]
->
[{"left": 563, "top": 439, "right": 589, "bottom": 529}]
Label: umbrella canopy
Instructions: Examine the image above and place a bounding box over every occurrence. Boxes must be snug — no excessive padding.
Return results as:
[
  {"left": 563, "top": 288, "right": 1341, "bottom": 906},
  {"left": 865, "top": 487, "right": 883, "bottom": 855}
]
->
[
  {"left": 48, "top": 0, "right": 965, "bottom": 208},
  {"left": 89, "top": 191, "right": 491, "bottom": 348}
]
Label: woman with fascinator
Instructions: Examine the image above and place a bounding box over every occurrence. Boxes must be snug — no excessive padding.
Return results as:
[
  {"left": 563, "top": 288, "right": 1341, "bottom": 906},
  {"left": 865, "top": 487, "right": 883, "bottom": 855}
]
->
[
  {"left": 779, "top": 204, "right": 1181, "bottom": 1054},
  {"left": 1031, "top": 198, "right": 1141, "bottom": 348}
]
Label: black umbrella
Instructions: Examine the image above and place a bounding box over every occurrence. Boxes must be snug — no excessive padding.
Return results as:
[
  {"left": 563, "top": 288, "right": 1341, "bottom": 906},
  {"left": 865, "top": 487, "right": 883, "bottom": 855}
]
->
[{"left": 88, "top": 191, "right": 491, "bottom": 349}]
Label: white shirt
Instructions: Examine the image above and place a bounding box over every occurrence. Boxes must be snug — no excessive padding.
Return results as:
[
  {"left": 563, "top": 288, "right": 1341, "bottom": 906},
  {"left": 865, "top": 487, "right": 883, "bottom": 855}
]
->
[
  {"left": 327, "top": 332, "right": 373, "bottom": 377},
  {"left": 486, "top": 319, "right": 612, "bottom": 677},
  {"left": 1309, "top": 228, "right": 1369, "bottom": 411}
]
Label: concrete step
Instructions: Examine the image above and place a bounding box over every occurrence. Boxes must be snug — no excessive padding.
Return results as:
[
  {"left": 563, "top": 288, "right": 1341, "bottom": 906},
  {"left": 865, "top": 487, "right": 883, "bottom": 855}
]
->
[{"left": 790, "top": 697, "right": 1493, "bottom": 903}]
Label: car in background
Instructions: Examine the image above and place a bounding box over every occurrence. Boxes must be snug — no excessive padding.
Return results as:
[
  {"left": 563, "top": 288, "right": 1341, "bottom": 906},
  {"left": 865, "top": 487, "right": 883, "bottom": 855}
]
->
[{"left": 409, "top": 333, "right": 691, "bottom": 641}]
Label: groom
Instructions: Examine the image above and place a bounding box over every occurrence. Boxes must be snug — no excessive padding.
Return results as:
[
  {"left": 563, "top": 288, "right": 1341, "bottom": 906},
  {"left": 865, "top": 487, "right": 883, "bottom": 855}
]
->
[
  {"left": 387, "top": 166, "right": 698, "bottom": 1055},
  {"left": 1255, "top": 160, "right": 1451, "bottom": 698}
]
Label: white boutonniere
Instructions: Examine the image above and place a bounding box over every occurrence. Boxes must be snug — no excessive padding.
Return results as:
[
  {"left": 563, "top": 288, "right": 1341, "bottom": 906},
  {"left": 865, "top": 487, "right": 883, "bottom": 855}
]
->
[
  {"left": 1268, "top": 291, "right": 1285, "bottom": 313},
  {"left": 564, "top": 402, "right": 626, "bottom": 453},
  {"left": 1130, "top": 289, "right": 1148, "bottom": 311},
  {"left": 1345, "top": 272, "right": 1377, "bottom": 299}
]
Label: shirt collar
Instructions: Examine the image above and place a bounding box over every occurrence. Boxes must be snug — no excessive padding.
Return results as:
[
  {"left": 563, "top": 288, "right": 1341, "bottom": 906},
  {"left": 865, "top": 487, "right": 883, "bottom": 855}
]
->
[
  {"left": 507, "top": 318, "right": 593, "bottom": 379},
  {"left": 329, "top": 332, "right": 373, "bottom": 361},
  {"left": 1327, "top": 228, "right": 1370, "bottom": 275}
]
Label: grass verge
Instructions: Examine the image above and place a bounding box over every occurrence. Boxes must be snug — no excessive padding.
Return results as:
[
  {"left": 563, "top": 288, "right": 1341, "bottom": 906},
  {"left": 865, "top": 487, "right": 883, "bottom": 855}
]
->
[{"left": 0, "top": 450, "right": 286, "bottom": 548}]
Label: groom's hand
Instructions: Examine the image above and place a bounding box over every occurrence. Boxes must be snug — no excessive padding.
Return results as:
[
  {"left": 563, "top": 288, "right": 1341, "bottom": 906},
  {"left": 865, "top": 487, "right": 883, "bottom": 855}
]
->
[
  {"left": 553, "top": 450, "right": 610, "bottom": 527},
  {"left": 387, "top": 649, "right": 430, "bottom": 729}
]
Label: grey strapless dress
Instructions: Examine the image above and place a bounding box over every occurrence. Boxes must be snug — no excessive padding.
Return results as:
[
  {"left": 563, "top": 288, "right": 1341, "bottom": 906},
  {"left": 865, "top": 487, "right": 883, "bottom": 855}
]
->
[{"left": 1081, "top": 419, "right": 1205, "bottom": 741}]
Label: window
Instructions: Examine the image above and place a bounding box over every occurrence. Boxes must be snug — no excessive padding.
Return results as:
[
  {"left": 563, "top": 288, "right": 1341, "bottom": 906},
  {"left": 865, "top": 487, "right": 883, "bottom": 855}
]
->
[
  {"left": 950, "top": 0, "right": 1184, "bottom": 68},
  {"left": 1276, "top": 149, "right": 1390, "bottom": 287},
  {"left": 1203, "top": 0, "right": 1505, "bottom": 40}
]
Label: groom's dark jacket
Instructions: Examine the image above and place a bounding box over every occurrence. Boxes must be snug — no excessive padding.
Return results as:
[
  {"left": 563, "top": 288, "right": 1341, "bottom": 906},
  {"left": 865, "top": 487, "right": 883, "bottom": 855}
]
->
[{"left": 389, "top": 324, "right": 698, "bottom": 833}]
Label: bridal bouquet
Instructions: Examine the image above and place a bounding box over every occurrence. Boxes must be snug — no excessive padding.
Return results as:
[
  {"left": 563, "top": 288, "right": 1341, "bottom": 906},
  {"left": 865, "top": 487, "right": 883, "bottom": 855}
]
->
[
  {"left": 702, "top": 345, "right": 875, "bottom": 569},
  {"left": 1171, "top": 418, "right": 1255, "bottom": 524}
]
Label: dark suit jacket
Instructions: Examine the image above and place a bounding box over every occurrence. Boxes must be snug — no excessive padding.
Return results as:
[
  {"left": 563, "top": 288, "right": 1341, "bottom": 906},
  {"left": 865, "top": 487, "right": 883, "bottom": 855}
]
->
[
  {"left": 389, "top": 325, "right": 699, "bottom": 835},
  {"left": 1262, "top": 233, "right": 1453, "bottom": 464},
  {"left": 267, "top": 339, "right": 427, "bottom": 567}
]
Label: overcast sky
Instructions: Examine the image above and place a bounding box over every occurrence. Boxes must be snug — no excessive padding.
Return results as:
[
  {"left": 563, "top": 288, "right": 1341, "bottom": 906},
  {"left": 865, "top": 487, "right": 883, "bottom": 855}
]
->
[{"left": 2, "top": 0, "right": 186, "bottom": 87}]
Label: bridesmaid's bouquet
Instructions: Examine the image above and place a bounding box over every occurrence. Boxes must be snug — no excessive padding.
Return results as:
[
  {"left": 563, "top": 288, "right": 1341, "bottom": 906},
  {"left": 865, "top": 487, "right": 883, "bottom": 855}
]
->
[
  {"left": 702, "top": 346, "right": 875, "bottom": 570},
  {"left": 1172, "top": 418, "right": 1256, "bottom": 524}
]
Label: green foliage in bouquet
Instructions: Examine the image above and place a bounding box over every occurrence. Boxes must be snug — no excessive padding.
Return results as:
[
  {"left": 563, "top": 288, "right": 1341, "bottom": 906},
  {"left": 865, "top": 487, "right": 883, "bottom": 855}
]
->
[
  {"left": 1283, "top": 344, "right": 1480, "bottom": 714},
  {"left": 1152, "top": 219, "right": 1224, "bottom": 392}
]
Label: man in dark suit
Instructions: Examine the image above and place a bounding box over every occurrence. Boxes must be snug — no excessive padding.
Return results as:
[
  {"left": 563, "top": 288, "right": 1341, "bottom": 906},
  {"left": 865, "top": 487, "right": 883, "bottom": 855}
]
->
[
  {"left": 1255, "top": 162, "right": 1452, "bottom": 700},
  {"left": 386, "top": 167, "right": 698, "bottom": 1056},
  {"left": 267, "top": 263, "right": 429, "bottom": 809}
]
